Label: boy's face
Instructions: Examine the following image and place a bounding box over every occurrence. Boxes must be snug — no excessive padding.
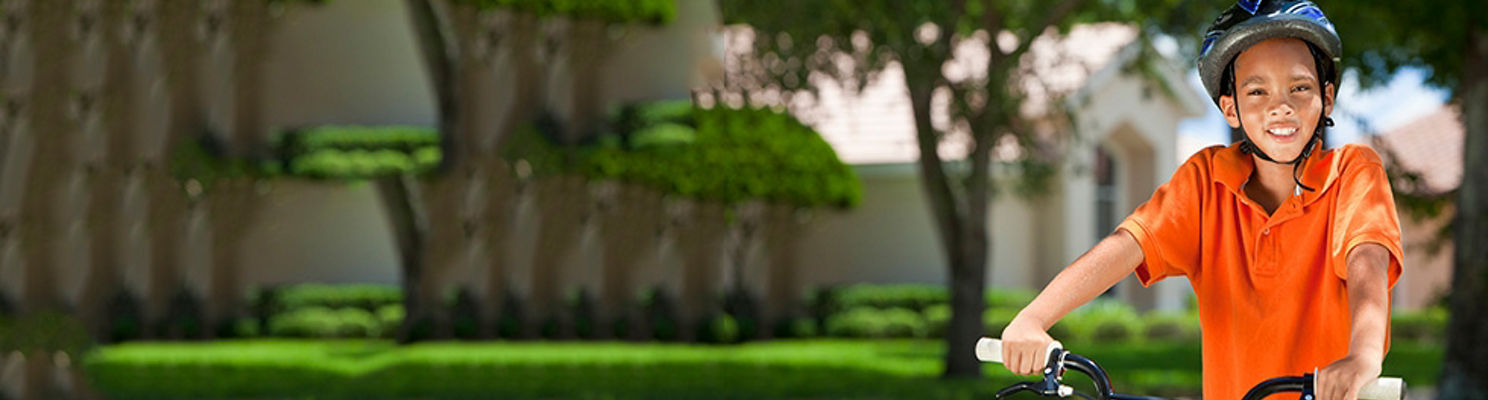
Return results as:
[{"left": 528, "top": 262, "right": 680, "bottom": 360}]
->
[{"left": 1219, "top": 38, "right": 1335, "bottom": 162}]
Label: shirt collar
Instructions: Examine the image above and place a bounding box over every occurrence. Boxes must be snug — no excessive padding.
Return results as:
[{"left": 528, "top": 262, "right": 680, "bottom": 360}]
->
[{"left": 1213, "top": 142, "right": 1339, "bottom": 206}]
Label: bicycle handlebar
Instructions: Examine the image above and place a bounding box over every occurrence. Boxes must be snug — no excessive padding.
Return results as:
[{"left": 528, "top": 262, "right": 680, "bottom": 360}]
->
[{"left": 975, "top": 338, "right": 1406, "bottom": 400}]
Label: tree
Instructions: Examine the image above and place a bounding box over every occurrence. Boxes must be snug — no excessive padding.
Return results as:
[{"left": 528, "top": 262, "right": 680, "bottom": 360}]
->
[
  {"left": 722, "top": 0, "right": 1093, "bottom": 377},
  {"left": 395, "top": 0, "right": 674, "bottom": 341},
  {"left": 1135, "top": 0, "right": 1486, "bottom": 396}
]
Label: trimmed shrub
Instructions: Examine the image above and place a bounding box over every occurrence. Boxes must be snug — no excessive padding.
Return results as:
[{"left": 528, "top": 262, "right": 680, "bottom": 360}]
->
[
  {"left": 774, "top": 316, "right": 820, "bottom": 339},
  {"left": 159, "top": 289, "right": 204, "bottom": 340},
  {"left": 1392, "top": 307, "right": 1448, "bottom": 343},
  {"left": 722, "top": 289, "right": 760, "bottom": 341},
  {"left": 447, "top": 288, "right": 482, "bottom": 340},
  {"left": 923, "top": 304, "right": 952, "bottom": 338},
  {"left": 833, "top": 284, "right": 948, "bottom": 312},
  {"left": 105, "top": 290, "right": 143, "bottom": 343},
  {"left": 982, "top": 308, "right": 1021, "bottom": 337},
  {"left": 568, "top": 288, "right": 597, "bottom": 340},
  {"left": 376, "top": 304, "right": 405, "bottom": 339},
  {"left": 642, "top": 286, "right": 679, "bottom": 341},
  {"left": 699, "top": 314, "right": 742, "bottom": 344},
  {"left": 1063, "top": 301, "right": 1143, "bottom": 344},
  {"left": 986, "top": 289, "right": 1037, "bottom": 310},
  {"left": 1142, "top": 312, "right": 1199, "bottom": 343},
  {"left": 495, "top": 292, "right": 523, "bottom": 339},
  {"left": 825, "top": 307, "right": 927, "bottom": 338},
  {"left": 271, "top": 284, "right": 402, "bottom": 314},
  {"left": 267, "top": 307, "right": 380, "bottom": 339}
]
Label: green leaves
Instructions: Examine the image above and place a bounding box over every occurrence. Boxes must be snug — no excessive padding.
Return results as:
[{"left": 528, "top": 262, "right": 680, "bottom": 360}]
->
[
  {"left": 450, "top": 0, "right": 676, "bottom": 24},
  {"left": 276, "top": 126, "right": 443, "bottom": 180},
  {"left": 508, "top": 101, "right": 863, "bottom": 209}
]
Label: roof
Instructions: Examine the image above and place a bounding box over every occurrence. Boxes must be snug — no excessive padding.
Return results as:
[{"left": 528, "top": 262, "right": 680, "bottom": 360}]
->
[
  {"left": 1364, "top": 106, "right": 1464, "bottom": 193},
  {"left": 776, "top": 23, "right": 1184, "bottom": 165}
]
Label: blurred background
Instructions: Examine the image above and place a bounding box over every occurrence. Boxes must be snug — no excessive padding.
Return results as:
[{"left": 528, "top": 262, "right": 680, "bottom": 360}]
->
[{"left": 0, "top": 0, "right": 1482, "bottom": 399}]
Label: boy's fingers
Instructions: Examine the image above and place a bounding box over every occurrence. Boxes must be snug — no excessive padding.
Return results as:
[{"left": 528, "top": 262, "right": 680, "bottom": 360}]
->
[
  {"left": 1035, "top": 347, "right": 1047, "bottom": 373},
  {"left": 1344, "top": 384, "right": 1361, "bottom": 400},
  {"left": 1011, "top": 349, "right": 1022, "bottom": 374}
]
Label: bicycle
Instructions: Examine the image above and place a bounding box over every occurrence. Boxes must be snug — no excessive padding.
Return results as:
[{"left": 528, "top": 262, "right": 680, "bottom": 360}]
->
[{"left": 975, "top": 338, "right": 1406, "bottom": 400}]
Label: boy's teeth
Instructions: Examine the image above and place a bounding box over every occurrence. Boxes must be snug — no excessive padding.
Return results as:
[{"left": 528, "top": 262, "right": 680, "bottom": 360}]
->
[{"left": 1267, "top": 128, "right": 1297, "bottom": 136}]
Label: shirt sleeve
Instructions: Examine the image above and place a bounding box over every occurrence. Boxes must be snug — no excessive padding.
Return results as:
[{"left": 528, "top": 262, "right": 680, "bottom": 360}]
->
[
  {"left": 1329, "top": 148, "right": 1405, "bottom": 288},
  {"left": 1118, "top": 151, "right": 1209, "bottom": 287}
]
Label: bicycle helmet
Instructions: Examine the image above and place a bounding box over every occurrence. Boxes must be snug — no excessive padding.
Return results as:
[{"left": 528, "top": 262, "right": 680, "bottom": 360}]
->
[{"left": 1197, "top": 0, "right": 1341, "bottom": 193}]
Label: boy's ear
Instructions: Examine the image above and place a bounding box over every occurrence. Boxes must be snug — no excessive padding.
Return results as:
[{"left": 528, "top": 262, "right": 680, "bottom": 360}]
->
[
  {"left": 1322, "top": 82, "right": 1336, "bottom": 118},
  {"left": 1219, "top": 95, "right": 1241, "bottom": 128}
]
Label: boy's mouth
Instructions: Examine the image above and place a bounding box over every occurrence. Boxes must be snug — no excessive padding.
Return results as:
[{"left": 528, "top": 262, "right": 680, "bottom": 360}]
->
[{"left": 1265, "top": 126, "right": 1300, "bottom": 143}]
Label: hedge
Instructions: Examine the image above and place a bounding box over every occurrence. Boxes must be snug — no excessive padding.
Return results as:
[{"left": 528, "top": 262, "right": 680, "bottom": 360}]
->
[
  {"left": 262, "top": 284, "right": 404, "bottom": 314},
  {"left": 81, "top": 339, "right": 1220, "bottom": 400},
  {"left": 274, "top": 126, "right": 442, "bottom": 180}
]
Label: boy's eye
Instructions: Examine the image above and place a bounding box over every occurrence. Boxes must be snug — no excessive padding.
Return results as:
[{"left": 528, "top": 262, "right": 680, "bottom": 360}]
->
[
  {"left": 1247, "top": 89, "right": 1266, "bottom": 96},
  {"left": 1292, "top": 85, "right": 1312, "bottom": 92}
]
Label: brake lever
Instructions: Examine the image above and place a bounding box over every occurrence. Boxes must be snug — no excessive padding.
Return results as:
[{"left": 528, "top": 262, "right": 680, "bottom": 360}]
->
[{"left": 995, "top": 343, "right": 1075, "bottom": 399}]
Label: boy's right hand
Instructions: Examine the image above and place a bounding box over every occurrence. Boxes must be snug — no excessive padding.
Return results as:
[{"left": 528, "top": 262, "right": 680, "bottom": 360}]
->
[{"left": 999, "top": 316, "right": 1055, "bottom": 376}]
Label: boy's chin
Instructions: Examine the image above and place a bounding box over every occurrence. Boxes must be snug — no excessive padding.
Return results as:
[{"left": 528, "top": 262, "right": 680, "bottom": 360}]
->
[{"left": 1251, "top": 145, "right": 1306, "bottom": 163}]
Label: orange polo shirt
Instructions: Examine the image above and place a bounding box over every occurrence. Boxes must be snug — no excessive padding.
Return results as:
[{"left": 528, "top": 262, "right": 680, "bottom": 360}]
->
[{"left": 1118, "top": 143, "right": 1403, "bottom": 400}]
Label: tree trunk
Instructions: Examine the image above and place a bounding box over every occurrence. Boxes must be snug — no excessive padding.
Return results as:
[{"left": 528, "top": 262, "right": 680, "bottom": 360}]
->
[
  {"left": 476, "top": 10, "right": 544, "bottom": 338},
  {"left": 200, "top": 0, "right": 274, "bottom": 338},
  {"left": 416, "top": 173, "right": 466, "bottom": 339},
  {"left": 18, "top": 0, "right": 78, "bottom": 314},
  {"left": 377, "top": 175, "right": 427, "bottom": 343},
  {"left": 675, "top": 201, "right": 728, "bottom": 342},
  {"left": 547, "top": 18, "right": 611, "bottom": 145},
  {"left": 904, "top": 57, "right": 989, "bottom": 378},
  {"left": 21, "top": 352, "right": 55, "bottom": 400},
  {"left": 205, "top": 180, "right": 261, "bottom": 337},
  {"left": 400, "top": 0, "right": 483, "bottom": 342},
  {"left": 404, "top": 0, "right": 459, "bottom": 171},
  {"left": 143, "top": 0, "right": 205, "bottom": 338},
  {"left": 525, "top": 175, "right": 591, "bottom": 339},
  {"left": 761, "top": 204, "right": 805, "bottom": 339},
  {"left": 480, "top": 159, "right": 518, "bottom": 338},
  {"left": 79, "top": 0, "right": 139, "bottom": 340},
  {"left": 1439, "top": 30, "right": 1488, "bottom": 400},
  {"left": 228, "top": 0, "right": 271, "bottom": 158},
  {"left": 597, "top": 184, "right": 665, "bottom": 339}
]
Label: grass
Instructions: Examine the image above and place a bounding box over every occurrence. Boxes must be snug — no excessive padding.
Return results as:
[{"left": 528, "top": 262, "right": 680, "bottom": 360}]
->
[{"left": 81, "top": 339, "right": 1441, "bottom": 400}]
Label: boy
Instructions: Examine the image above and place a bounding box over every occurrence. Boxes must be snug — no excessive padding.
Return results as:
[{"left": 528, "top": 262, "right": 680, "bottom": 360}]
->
[{"left": 999, "top": 2, "right": 1404, "bottom": 400}]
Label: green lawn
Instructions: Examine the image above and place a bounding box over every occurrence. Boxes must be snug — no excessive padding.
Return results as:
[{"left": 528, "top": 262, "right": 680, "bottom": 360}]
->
[{"left": 81, "top": 339, "right": 1441, "bottom": 400}]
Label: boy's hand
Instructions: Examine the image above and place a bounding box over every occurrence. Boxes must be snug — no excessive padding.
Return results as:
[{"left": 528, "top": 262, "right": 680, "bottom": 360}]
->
[
  {"left": 1316, "top": 352, "right": 1382, "bottom": 400},
  {"left": 999, "top": 317, "right": 1055, "bottom": 376}
]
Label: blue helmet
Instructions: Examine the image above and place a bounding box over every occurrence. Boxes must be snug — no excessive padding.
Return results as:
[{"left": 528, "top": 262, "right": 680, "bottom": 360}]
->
[{"left": 1196, "top": 0, "right": 1342, "bottom": 106}]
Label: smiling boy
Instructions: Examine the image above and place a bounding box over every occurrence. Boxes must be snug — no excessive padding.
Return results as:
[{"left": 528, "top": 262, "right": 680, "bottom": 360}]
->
[{"left": 997, "top": 2, "right": 1404, "bottom": 400}]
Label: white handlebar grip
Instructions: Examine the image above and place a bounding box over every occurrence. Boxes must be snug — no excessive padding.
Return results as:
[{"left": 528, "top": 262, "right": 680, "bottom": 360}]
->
[
  {"left": 975, "top": 337, "right": 1064, "bottom": 365},
  {"left": 975, "top": 337, "right": 1003, "bottom": 363},
  {"left": 1358, "top": 377, "right": 1406, "bottom": 400}
]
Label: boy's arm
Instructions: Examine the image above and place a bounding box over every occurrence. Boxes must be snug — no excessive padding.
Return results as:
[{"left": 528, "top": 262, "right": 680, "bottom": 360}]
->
[
  {"left": 1317, "top": 243, "right": 1392, "bottom": 400},
  {"left": 999, "top": 229, "right": 1145, "bottom": 375}
]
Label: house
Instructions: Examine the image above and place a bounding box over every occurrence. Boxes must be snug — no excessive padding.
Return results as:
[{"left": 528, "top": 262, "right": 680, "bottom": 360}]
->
[
  {"left": 1364, "top": 106, "right": 1463, "bottom": 310},
  {"left": 790, "top": 23, "right": 1207, "bottom": 312}
]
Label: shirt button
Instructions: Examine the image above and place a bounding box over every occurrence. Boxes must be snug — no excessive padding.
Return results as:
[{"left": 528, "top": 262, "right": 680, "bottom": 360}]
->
[{"left": 1262, "top": 228, "right": 1270, "bottom": 235}]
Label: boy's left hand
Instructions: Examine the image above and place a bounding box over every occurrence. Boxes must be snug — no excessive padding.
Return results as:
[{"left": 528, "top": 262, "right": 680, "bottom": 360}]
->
[{"left": 1316, "top": 353, "right": 1383, "bottom": 400}]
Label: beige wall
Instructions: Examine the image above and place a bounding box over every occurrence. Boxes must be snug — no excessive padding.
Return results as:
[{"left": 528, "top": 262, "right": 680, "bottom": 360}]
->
[
  {"left": 1394, "top": 212, "right": 1453, "bottom": 310},
  {"left": 265, "top": 0, "right": 437, "bottom": 130}
]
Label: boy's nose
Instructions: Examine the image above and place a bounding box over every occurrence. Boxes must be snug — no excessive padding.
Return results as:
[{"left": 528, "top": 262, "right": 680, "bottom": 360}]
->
[{"left": 1267, "top": 99, "right": 1295, "bottom": 117}]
